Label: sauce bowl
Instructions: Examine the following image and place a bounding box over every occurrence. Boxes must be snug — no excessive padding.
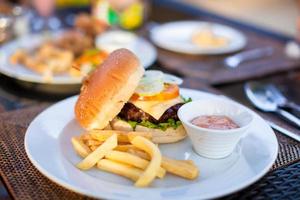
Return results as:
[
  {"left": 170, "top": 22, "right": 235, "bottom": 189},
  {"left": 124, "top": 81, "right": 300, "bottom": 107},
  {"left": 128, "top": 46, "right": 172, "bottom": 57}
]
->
[{"left": 178, "top": 98, "right": 254, "bottom": 159}]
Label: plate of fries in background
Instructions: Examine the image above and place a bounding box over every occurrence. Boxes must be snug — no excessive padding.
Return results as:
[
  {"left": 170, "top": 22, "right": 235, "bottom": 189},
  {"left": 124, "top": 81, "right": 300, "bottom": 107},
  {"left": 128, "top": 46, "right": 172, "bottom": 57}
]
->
[
  {"left": 0, "top": 31, "right": 156, "bottom": 88},
  {"left": 24, "top": 88, "right": 278, "bottom": 199},
  {"left": 0, "top": 31, "right": 85, "bottom": 85}
]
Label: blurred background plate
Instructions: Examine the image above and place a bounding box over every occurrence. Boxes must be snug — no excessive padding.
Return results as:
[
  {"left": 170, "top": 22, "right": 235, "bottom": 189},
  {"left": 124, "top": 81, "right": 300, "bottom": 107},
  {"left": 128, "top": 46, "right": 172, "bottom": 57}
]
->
[
  {"left": 150, "top": 21, "right": 247, "bottom": 55},
  {"left": 0, "top": 32, "right": 83, "bottom": 85},
  {"left": 0, "top": 31, "right": 157, "bottom": 94}
]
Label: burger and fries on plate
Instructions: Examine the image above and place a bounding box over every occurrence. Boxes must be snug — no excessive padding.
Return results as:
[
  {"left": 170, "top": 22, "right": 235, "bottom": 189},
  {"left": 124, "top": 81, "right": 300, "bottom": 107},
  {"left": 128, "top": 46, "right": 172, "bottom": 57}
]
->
[
  {"left": 71, "top": 48, "right": 199, "bottom": 187},
  {"left": 23, "top": 45, "right": 277, "bottom": 198}
]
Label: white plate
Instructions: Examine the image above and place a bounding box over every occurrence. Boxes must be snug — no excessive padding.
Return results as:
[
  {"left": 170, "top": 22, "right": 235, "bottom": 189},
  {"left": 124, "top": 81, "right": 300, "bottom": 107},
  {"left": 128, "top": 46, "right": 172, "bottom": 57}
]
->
[
  {"left": 25, "top": 88, "right": 278, "bottom": 200},
  {"left": 0, "top": 32, "right": 156, "bottom": 85},
  {"left": 150, "top": 21, "right": 247, "bottom": 55},
  {"left": 0, "top": 32, "right": 82, "bottom": 84},
  {"left": 96, "top": 30, "right": 157, "bottom": 68}
]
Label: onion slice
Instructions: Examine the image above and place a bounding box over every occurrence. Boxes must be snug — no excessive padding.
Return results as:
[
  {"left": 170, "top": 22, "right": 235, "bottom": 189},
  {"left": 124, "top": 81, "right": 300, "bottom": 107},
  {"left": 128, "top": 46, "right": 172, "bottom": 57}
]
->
[
  {"left": 163, "top": 74, "right": 183, "bottom": 85},
  {"left": 135, "top": 70, "right": 164, "bottom": 96},
  {"left": 135, "top": 70, "right": 183, "bottom": 96}
]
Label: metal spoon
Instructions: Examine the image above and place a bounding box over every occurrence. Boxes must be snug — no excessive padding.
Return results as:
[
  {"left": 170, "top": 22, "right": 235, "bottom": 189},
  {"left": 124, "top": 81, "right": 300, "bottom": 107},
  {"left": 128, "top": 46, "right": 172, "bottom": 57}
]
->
[
  {"left": 265, "top": 84, "right": 300, "bottom": 113},
  {"left": 244, "top": 82, "right": 300, "bottom": 128}
]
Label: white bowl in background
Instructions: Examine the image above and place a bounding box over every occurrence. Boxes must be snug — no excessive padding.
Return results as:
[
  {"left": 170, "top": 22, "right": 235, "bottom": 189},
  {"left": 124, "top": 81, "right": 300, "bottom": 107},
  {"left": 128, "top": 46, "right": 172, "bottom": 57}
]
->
[
  {"left": 178, "top": 98, "right": 254, "bottom": 159},
  {"left": 95, "top": 30, "right": 157, "bottom": 68}
]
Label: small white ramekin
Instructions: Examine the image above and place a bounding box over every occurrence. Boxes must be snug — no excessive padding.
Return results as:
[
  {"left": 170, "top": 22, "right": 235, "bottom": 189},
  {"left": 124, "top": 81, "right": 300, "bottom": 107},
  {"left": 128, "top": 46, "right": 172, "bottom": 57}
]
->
[{"left": 178, "top": 98, "right": 254, "bottom": 159}]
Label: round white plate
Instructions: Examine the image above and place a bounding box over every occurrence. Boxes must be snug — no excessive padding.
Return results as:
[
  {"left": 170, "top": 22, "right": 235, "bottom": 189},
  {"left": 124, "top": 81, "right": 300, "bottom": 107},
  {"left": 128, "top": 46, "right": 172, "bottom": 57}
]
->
[
  {"left": 96, "top": 30, "right": 157, "bottom": 68},
  {"left": 150, "top": 21, "right": 247, "bottom": 55},
  {"left": 0, "top": 31, "right": 156, "bottom": 85},
  {"left": 0, "top": 32, "right": 82, "bottom": 84},
  {"left": 25, "top": 88, "right": 278, "bottom": 200}
]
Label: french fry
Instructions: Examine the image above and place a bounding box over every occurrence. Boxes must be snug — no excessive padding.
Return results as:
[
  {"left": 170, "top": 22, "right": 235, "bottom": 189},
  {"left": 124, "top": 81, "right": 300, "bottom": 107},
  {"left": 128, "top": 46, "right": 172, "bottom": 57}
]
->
[
  {"left": 118, "top": 142, "right": 131, "bottom": 145},
  {"left": 114, "top": 144, "right": 151, "bottom": 160},
  {"left": 80, "top": 133, "right": 92, "bottom": 142},
  {"left": 114, "top": 144, "right": 138, "bottom": 152},
  {"left": 71, "top": 136, "right": 91, "bottom": 158},
  {"left": 125, "top": 148, "right": 198, "bottom": 180},
  {"left": 127, "top": 132, "right": 152, "bottom": 142},
  {"left": 97, "top": 159, "right": 143, "bottom": 181},
  {"left": 127, "top": 148, "right": 151, "bottom": 160},
  {"left": 85, "top": 139, "right": 103, "bottom": 147},
  {"left": 161, "top": 157, "right": 199, "bottom": 180},
  {"left": 183, "top": 160, "right": 195, "bottom": 165},
  {"left": 89, "top": 130, "right": 152, "bottom": 143},
  {"left": 89, "top": 145, "right": 99, "bottom": 151},
  {"left": 131, "top": 136, "right": 162, "bottom": 187},
  {"left": 77, "top": 134, "right": 117, "bottom": 170},
  {"left": 105, "top": 150, "right": 166, "bottom": 178},
  {"left": 90, "top": 130, "right": 128, "bottom": 143}
]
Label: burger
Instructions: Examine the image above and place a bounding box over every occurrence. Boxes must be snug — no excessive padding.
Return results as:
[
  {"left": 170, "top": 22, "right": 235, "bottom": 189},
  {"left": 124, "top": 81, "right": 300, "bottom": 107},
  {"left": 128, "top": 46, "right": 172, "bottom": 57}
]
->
[{"left": 75, "top": 48, "right": 188, "bottom": 143}]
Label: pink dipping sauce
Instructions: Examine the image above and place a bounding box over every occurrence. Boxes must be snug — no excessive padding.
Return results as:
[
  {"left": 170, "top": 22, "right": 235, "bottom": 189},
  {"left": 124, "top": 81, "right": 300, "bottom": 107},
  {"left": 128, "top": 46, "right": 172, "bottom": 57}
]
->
[{"left": 191, "top": 115, "right": 239, "bottom": 130}]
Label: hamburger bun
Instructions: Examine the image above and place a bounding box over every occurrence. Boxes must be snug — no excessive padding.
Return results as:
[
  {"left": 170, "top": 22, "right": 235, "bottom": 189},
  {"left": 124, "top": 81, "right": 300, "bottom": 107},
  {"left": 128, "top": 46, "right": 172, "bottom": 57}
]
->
[
  {"left": 75, "top": 48, "right": 144, "bottom": 130},
  {"left": 110, "top": 118, "right": 187, "bottom": 143}
]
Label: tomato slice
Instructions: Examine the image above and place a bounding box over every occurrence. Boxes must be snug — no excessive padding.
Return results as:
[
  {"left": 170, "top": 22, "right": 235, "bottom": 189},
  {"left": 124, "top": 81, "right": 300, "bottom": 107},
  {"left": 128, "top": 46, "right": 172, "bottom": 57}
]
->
[
  {"left": 131, "top": 84, "right": 179, "bottom": 101},
  {"left": 73, "top": 50, "right": 108, "bottom": 70}
]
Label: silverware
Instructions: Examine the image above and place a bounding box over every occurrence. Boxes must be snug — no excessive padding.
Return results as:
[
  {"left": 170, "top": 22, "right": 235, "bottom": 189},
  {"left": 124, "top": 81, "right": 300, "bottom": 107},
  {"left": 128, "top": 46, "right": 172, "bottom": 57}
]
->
[
  {"left": 267, "top": 120, "right": 300, "bottom": 142},
  {"left": 224, "top": 47, "right": 273, "bottom": 68},
  {"left": 265, "top": 84, "right": 300, "bottom": 113},
  {"left": 244, "top": 82, "right": 300, "bottom": 128}
]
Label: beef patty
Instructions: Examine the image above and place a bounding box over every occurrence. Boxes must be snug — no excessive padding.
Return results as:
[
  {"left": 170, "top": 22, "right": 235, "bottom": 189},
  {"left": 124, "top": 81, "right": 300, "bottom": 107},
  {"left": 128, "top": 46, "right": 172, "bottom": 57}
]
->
[{"left": 118, "top": 102, "right": 184, "bottom": 124}]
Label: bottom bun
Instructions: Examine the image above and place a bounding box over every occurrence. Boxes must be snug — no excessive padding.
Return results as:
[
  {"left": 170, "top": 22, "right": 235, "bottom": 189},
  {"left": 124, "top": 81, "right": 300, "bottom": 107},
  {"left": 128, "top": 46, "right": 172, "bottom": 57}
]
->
[{"left": 110, "top": 118, "right": 187, "bottom": 143}]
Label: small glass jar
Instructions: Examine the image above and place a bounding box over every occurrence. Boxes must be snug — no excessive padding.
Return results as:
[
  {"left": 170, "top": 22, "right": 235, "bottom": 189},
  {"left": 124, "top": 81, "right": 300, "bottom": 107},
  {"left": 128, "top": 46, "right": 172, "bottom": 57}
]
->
[
  {"left": 12, "top": 6, "right": 30, "bottom": 37},
  {"left": 0, "top": 15, "right": 13, "bottom": 43}
]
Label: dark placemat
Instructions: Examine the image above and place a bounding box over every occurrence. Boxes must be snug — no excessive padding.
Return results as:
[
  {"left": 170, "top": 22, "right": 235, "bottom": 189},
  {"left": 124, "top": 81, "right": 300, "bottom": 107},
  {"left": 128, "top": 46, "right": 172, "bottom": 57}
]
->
[
  {"left": 222, "top": 161, "right": 300, "bottom": 199},
  {"left": 150, "top": 2, "right": 300, "bottom": 85},
  {"left": 0, "top": 97, "right": 299, "bottom": 199},
  {"left": 0, "top": 74, "right": 80, "bottom": 115},
  {"left": 0, "top": 106, "right": 91, "bottom": 200}
]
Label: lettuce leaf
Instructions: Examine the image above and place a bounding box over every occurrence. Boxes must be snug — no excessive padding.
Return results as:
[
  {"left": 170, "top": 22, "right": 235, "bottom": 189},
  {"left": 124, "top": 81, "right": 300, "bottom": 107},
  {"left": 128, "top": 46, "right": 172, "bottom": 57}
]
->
[
  {"left": 125, "top": 119, "right": 182, "bottom": 131},
  {"left": 120, "top": 97, "right": 191, "bottom": 131},
  {"left": 182, "top": 96, "right": 192, "bottom": 103}
]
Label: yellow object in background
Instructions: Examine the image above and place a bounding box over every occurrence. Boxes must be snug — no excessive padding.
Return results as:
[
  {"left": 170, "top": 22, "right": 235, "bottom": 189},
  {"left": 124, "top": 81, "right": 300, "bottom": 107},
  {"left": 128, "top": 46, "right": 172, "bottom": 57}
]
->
[
  {"left": 120, "top": 2, "right": 143, "bottom": 29},
  {"left": 56, "top": 0, "right": 90, "bottom": 8},
  {"left": 94, "top": 0, "right": 145, "bottom": 29},
  {"left": 56, "top": 0, "right": 145, "bottom": 29}
]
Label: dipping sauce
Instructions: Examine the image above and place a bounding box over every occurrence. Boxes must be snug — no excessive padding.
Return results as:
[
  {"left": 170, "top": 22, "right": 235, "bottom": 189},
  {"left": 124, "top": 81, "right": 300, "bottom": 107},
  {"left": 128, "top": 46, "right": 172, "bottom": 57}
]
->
[{"left": 191, "top": 115, "right": 239, "bottom": 130}]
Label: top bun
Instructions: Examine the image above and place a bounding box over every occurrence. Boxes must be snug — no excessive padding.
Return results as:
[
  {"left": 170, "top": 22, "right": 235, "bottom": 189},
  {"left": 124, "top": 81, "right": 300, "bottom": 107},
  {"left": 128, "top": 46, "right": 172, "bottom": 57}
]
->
[{"left": 75, "top": 48, "right": 144, "bottom": 130}]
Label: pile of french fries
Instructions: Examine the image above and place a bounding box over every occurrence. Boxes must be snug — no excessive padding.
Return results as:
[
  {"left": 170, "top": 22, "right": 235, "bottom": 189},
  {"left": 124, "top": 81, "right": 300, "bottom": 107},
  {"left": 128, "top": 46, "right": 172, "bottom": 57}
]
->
[{"left": 71, "top": 130, "right": 199, "bottom": 187}]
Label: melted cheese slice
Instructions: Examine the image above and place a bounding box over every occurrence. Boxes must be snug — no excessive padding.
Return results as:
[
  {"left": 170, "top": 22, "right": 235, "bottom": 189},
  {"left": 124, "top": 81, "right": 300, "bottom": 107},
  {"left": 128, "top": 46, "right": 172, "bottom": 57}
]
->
[{"left": 129, "top": 96, "right": 183, "bottom": 120}]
